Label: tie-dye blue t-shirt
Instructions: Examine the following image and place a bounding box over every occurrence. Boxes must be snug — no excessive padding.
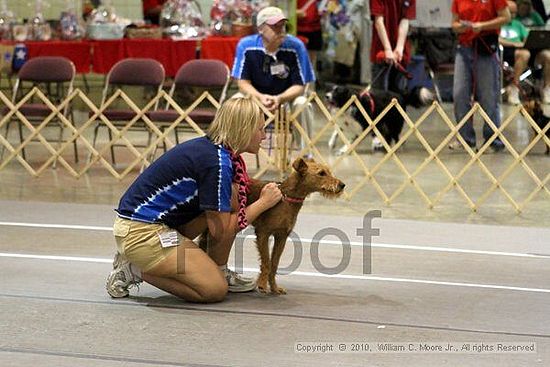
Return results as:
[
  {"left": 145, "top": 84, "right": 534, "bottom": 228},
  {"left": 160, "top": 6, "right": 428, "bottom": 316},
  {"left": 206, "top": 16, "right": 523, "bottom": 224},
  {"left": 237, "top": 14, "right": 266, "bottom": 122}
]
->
[{"left": 116, "top": 136, "right": 233, "bottom": 228}]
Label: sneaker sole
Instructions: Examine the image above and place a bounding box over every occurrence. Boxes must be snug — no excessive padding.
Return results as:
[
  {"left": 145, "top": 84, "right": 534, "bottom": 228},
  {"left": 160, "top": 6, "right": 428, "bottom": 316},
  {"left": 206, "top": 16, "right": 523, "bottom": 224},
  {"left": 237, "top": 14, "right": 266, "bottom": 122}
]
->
[{"left": 228, "top": 284, "right": 257, "bottom": 293}]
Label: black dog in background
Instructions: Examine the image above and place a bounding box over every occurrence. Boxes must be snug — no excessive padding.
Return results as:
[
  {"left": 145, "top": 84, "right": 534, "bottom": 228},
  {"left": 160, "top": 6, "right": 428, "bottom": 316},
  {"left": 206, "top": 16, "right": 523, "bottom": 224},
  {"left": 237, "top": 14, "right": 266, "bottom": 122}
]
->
[{"left": 326, "top": 85, "right": 434, "bottom": 152}]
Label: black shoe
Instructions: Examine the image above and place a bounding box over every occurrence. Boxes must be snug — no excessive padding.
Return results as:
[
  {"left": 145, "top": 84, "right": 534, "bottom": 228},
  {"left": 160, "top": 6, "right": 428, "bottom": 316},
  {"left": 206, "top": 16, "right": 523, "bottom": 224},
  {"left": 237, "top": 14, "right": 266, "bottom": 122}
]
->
[
  {"left": 490, "top": 144, "right": 504, "bottom": 153},
  {"left": 484, "top": 140, "right": 504, "bottom": 153}
]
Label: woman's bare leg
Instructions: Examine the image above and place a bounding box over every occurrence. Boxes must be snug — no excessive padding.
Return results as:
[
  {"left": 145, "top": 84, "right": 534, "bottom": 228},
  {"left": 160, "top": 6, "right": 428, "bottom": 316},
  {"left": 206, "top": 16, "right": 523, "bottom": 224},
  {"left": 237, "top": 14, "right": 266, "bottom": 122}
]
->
[{"left": 143, "top": 238, "right": 228, "bottom": 303}]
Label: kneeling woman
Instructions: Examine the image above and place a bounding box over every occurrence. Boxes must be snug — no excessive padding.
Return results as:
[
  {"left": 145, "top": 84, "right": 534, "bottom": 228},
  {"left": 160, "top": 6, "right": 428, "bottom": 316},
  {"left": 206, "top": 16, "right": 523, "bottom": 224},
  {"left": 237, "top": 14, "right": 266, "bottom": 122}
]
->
[{"left": 106, "top": 97, "right": 282, "bottom": 302}]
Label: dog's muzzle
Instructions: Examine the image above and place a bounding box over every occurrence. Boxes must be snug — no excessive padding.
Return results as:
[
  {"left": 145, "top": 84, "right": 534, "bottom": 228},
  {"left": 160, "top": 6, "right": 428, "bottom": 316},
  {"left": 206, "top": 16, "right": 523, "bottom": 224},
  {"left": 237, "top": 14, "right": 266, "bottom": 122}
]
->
[{"left": 325, "top": 91, "right": 336, "bottom": 108}]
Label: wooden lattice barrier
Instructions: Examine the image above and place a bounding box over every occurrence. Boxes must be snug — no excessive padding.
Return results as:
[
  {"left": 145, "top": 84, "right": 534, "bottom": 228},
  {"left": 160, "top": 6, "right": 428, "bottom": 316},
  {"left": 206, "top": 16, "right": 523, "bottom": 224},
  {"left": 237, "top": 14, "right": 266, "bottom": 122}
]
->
[
  {"left": 281, "top": 92, "right": 549, "bottom": 213},
  {"left": 0, "top": 88, "right": 548, "bottom": 212}
]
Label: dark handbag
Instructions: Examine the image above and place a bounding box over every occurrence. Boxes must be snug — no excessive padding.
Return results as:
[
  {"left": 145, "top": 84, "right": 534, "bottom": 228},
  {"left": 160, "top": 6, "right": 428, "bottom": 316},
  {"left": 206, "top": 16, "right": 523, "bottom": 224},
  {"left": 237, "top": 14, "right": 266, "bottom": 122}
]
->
[{"left": 474, "top": 33, "right": 499, "bottom": 56}]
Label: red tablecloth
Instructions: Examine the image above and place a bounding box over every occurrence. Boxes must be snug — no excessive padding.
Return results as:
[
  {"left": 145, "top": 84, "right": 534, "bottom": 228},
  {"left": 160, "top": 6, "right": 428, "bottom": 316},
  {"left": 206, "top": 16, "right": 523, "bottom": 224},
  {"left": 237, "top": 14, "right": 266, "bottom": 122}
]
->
[
  {"left": 24, "top": 40, "right": 93, "bottom": 73},
  {"left": 89, "top": 39, "right": 125, "bottom": 75},
  {"left": 91, "top": 39, "right": 197, "bottom": 76},
  {"left": 7, "top": 37, "right": 239, "bottom": 77},
  {"left": 200, "top": 36, "right": 240, "bottom": 70}
]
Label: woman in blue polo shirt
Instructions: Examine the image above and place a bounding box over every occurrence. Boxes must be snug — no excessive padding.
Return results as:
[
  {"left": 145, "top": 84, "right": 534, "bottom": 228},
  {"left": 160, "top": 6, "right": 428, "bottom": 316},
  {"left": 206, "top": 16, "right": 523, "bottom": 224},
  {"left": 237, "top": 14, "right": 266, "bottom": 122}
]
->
[{"left": 106, "top": 97, "right": 282, "bottom": 303}]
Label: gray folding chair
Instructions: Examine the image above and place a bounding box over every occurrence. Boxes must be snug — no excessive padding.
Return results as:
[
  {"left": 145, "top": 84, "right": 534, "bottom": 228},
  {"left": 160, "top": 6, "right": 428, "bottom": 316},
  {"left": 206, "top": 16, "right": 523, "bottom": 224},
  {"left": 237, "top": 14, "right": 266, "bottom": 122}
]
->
[
  {"left": 91, "top": 58, "right": 165, "bottom": 164},
  {"left": 146, "top": 59, "right": 230, "bottom": 149},
  {"left": 1, "top": 56, "right": 77, "bottom": 163}
]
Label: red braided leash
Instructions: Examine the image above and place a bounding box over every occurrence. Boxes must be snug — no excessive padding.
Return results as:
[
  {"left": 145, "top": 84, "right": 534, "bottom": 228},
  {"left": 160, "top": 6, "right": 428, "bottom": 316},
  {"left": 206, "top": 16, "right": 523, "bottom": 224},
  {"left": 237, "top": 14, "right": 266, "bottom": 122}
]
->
[{"left": 230, "top": 151, "right": 250, "bottom": 230}]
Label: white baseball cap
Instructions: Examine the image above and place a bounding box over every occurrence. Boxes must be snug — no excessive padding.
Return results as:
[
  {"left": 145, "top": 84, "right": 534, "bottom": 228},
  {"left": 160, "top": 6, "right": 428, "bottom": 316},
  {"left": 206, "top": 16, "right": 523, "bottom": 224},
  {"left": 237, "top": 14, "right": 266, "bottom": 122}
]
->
[{"left": 256, "top": 6, "right": 288, "bottom": 27}]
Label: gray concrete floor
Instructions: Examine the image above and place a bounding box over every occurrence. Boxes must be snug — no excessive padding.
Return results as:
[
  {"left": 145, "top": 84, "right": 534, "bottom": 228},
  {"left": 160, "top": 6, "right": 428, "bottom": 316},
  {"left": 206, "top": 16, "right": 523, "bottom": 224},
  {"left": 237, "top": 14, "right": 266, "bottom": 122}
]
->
[{"left": 0, "top": 101, "right": 549, "bottom": 366}]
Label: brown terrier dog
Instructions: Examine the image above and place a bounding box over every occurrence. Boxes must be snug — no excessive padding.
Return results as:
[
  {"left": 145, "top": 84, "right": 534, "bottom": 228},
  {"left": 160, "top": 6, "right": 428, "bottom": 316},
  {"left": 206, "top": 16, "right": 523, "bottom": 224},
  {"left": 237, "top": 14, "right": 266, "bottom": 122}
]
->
[
  {"left": 248, "top": 157, "right": 345, "bottom": 294},
  {"left": 523, "top": 99, "right": 550, "bottom": 155},
  {"left": 199, "top": 158, "right": 345, "bottom": 294}
]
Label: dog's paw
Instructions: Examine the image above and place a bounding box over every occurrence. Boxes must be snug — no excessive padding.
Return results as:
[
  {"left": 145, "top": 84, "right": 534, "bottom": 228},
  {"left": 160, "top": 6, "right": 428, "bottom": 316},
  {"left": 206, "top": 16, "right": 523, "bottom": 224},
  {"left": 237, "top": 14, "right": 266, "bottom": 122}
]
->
[
  {"left": 270, "top": 285, "right": 287, "bottom": 295},
  {"left": 257, "top": 278, "right": 269, "bottom": 293},
  {"left": 257, "top": 285, "right": 270, "bottom": 293},
  {"left": 269, "top": 279, "right": 286, "bottom": 294}
]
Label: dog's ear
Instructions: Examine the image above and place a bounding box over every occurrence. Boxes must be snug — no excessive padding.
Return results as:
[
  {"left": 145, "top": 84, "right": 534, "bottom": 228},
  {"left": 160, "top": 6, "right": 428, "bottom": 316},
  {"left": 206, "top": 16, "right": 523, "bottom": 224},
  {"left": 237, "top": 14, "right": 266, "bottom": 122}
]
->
[{"left": 292, "top": 157, "right": 309, "bottom": 175}]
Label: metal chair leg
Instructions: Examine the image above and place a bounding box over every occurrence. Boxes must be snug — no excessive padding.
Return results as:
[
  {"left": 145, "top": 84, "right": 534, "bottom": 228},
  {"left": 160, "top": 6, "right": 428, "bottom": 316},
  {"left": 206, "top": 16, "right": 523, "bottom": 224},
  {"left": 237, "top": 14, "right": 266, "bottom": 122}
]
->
[
  {"left": 108, "top": 128, "right": 115, "bottom": 165},
  {"left": 70, "top": 110, "right": 79, "bottom": 163},
  {"left": 18, "top": 121, "right": 26, "bottom": 160},
  {"left": 0, "top": 118, "right": 12, "bottom": 161}
]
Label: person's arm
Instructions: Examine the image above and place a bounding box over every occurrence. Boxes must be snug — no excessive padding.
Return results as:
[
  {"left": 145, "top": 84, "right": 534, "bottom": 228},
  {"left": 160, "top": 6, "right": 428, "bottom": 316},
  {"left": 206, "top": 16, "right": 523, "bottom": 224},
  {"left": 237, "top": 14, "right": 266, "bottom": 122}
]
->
[
  {"left": 270, "top": 84, "right": 305, "bottom": 107},
  {"left": 471, "top": 7, "right": 511, "bottom": 33},
  {"left": 237, "top": 79, "right": 276, "bottom": 110},
  {"left": 394, "top": 18, "right": 410, "bottom": 62},
  {"left": 499, "top": 37, "right": 524, "bottom": 47},
  {"left": 499, "top": 26, "right": 524, "bottom": 47},
  {"left": 237, "top": 79, "right": 261, "bottom": 99},
  {"left": 238, "top": 79, "right": 305, "bottom": 111},
  {"left": 452, "top": 13, "right": 470, "bottom": 34},
  {"left": 205, "top": 182, "right": 282, "bottom": 240},
  {"left": 374, "top": 15, "right": 395, "bottom": 63}
]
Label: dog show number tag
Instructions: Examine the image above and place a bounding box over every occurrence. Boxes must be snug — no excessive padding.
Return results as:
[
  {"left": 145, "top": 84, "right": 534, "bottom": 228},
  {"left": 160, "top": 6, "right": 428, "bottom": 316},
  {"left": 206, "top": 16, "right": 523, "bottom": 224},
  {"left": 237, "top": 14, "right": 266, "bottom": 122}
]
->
[{"left": 158, "top": 230, "right": 179, "bottom": 248}]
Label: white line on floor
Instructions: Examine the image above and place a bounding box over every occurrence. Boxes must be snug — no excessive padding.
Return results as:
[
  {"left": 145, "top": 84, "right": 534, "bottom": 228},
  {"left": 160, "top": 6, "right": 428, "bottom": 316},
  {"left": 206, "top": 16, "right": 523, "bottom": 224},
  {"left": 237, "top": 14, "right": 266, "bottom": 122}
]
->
[
  {"left": 1, "top": 252, "right": 548, "bottom": 294},
  {"left": 1, "top": 221, "right": 549, "bottom": 259},
  {"left": 0, "top": 252, "right": 112, "bottom": 263},
  {"left": 0, "top": 221, "right": 112, "bottom": 232}
]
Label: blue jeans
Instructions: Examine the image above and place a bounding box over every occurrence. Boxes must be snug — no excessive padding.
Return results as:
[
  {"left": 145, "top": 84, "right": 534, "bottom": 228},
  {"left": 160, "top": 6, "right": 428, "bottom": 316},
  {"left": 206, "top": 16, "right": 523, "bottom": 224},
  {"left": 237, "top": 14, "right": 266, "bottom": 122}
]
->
[{"left": 453, "top": 46, "right": 503, "bottom": 146}]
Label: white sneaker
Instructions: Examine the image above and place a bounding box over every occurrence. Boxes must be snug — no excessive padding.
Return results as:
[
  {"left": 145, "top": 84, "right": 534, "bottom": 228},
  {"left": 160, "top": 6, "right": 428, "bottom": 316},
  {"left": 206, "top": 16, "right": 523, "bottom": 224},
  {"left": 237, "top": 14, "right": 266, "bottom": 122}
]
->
[
  {"left": 543, "top": 87, "right": 550, "bottom": 104},
  {"left": 106, "top": 253, "right": 142, "bottom": 298},
  {"left": 508, "top": 85, "right": 520, "bottom": 105},
  {"left": 223, "top": 268, "right": 256, "bottom": 293}
]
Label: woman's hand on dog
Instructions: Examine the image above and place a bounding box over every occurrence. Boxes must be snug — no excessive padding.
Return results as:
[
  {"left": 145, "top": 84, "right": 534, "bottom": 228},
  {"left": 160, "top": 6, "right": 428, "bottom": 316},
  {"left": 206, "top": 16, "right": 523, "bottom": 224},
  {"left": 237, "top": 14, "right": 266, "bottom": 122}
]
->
[{"left": 258, "top": 182, "right": 283, "bottom": 209}]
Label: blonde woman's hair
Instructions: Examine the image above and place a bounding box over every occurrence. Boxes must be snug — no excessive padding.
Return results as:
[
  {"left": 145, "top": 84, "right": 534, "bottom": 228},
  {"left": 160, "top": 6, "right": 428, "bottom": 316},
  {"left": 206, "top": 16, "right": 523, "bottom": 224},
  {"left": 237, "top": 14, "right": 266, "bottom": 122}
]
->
[{"left": 207, "top": 96, "right": 263, "bottom": 152}]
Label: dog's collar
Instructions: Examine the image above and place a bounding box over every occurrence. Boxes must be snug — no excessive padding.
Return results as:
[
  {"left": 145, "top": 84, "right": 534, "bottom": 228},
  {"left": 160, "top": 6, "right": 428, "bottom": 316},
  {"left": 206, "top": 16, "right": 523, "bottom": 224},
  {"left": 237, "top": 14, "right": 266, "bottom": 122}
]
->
[
  {"left": 277, "top": 182, "right": 305, "bottom": 203},
  {"left": 359, "top": 89, "right": 375, "bottom": 115},
  {"left": 282, "top": 195, "right": 305, "bottom": 204}
]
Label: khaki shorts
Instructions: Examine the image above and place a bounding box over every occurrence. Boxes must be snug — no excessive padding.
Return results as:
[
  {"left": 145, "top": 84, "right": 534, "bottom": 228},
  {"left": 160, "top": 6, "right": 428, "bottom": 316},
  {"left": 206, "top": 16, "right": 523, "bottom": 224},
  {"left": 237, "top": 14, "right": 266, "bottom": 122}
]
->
[{"left": 113, "top": 217, "right": 184, "bottom": 272}]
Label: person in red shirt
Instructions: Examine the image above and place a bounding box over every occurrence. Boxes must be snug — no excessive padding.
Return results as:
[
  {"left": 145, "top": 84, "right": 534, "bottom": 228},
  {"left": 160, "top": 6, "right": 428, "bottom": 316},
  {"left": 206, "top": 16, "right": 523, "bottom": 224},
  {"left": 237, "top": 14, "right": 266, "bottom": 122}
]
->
[
  {"left": 297, "top": 0, "right": 323, "bottom": 75},
  {"left": 369, "top": 0, "right": 415, "bottom": 90},
  {"left": 143, "top": 0, "right": 167, "bottom": 25},
  {"left": 369, "top": 0, "right": 416, "bottom": 150},
  {"left": 370, "top": 0, "right": 416, "bottom": 67},
  {"left": 449, "top": 0, "right": 510, "bottom": 152}
]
